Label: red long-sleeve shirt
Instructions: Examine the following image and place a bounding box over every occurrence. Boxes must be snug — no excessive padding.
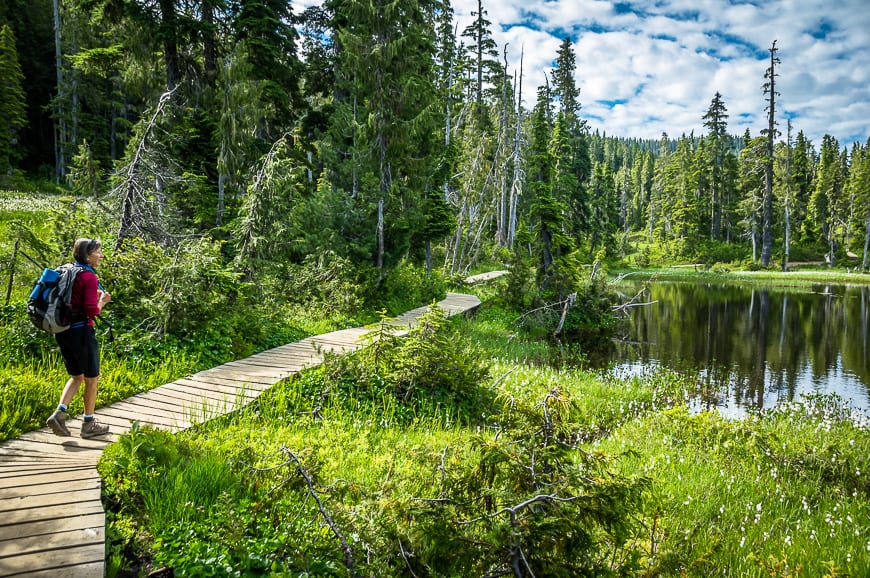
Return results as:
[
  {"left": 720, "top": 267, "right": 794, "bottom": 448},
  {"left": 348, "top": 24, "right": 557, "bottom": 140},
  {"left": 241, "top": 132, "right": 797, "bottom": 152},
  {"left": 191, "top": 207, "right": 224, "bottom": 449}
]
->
[{"left": 71, "top": 270, "right": 100, "bottom": 327}]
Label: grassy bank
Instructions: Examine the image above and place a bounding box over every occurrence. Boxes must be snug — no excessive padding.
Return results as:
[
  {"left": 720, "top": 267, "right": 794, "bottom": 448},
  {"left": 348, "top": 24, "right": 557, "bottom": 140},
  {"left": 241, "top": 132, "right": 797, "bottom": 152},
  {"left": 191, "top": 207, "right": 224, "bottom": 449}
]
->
[{"left": 616, "top": 265, "right": 870, "bottom": 288}]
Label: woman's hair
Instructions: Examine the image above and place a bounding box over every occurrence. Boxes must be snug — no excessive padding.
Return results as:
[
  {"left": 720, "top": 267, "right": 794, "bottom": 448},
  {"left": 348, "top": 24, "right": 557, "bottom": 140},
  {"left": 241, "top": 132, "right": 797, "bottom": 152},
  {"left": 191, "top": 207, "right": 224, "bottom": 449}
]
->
[{"left": 73, "top": 238, "right": 101, "bottom": 264}]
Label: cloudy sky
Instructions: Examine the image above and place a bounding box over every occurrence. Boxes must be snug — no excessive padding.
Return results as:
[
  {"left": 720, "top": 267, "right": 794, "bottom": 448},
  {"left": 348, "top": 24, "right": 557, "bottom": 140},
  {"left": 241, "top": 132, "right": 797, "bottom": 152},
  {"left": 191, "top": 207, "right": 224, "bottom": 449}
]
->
[{"left": 293, "top": 0, "right": 869, "bottom": 148}]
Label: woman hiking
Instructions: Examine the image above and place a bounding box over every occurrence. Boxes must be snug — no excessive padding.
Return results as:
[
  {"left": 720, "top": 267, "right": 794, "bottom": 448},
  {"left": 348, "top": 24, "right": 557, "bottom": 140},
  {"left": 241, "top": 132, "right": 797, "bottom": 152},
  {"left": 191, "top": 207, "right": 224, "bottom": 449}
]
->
[{"left": 45, "top": 238, "right": 112, "bottom": 438}]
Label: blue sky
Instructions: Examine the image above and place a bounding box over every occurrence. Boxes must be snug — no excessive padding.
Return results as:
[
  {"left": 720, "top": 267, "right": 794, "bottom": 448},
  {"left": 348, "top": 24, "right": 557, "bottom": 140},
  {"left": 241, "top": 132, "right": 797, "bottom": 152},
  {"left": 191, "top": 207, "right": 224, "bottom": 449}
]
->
[{"left": 293, "top": 0, "right": 870, "bottom": 149}]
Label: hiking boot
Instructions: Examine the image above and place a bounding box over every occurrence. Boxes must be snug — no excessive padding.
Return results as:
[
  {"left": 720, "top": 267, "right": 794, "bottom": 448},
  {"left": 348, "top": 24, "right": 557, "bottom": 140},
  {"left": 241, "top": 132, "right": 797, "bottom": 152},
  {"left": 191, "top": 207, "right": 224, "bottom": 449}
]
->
[
  {"left": 80, "top": 419, "right": 109, "bottom": 439},
  {"left": 46, "top": 410, "right": 71, "bottom": 437}
]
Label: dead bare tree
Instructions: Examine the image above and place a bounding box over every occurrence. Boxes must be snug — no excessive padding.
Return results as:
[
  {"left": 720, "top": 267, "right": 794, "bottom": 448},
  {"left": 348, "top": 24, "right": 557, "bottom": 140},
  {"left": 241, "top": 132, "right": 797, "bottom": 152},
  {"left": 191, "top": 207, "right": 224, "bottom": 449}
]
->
[{"left": 111, "top": 89, "right": 181, "bottom": 249}]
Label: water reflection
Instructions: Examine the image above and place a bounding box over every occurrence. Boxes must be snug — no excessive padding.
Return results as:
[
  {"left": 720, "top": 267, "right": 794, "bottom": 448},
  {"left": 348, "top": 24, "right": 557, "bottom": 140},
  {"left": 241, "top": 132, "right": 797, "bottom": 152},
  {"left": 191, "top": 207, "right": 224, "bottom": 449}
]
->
[{"left": 607, "top": 281, "right": 870, "bottom": 418}]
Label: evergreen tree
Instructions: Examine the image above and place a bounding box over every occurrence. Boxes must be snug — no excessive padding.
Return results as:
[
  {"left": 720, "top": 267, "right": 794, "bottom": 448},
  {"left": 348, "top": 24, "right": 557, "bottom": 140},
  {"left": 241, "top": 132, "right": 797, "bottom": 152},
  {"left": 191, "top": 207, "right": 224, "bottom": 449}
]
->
[
  {"left": 234, "top": 0, "right": 302, "bottom": 141},
  {"left": 587, "top": 160, "right": 618, "bottom": 259},
  {"left": 806, "top": 134, "right": 841, "bottom": 262},
  {"left": 790, "top": 130, "right": 815, "bottom": 242},
  {"left": 325, "top": 0, "right": 443, "bottom": 277},
  {"left": 3, "top": 0, "right": 56, "bottom": 173},
  {"left": 852, "top": 139, "right": 870, "bottom": 269},
  {"left": 0, "top": 23, "right": 27, "bottom": 175},
  {"left": 527, "top": 85, "right": 559, "bottom": 275},
  {"left": 460, "top": 0, "right": 500, "bottom": 128},
  {"left": 549, "top": 37, "right": 591, "bottom": 245},
  {"left": 738, "top": 131, "right": 766, "bottom": 262},
  {"left": 702, "top": 91, "right": 729, "bottom": 240}
]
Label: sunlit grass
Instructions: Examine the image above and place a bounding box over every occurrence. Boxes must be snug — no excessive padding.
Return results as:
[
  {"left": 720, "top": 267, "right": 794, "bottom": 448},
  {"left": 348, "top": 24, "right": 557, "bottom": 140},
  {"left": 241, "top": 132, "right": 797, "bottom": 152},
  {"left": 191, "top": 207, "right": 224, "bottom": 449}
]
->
[
  {"left": 598, "top": 402, "right": 870, "bottom": 576},
  {"left": 0, "top": 190, "right": 64, "bottom": 214},
  {"left": 617, "top": 267, "right": 870, "bottom": 287},
  {"left": 0, "top": 349, "right": 202, "bottom": 441}
]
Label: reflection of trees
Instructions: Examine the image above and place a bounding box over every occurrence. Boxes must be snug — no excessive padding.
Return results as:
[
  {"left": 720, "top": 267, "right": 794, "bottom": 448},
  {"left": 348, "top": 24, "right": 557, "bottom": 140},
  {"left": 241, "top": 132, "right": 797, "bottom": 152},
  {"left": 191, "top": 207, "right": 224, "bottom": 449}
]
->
[
  {"left": 742, "top": 289, "right": 770, "bottom": 408},
  {"left": 613, "top": 282, "right": 870, "bottom": 411}
]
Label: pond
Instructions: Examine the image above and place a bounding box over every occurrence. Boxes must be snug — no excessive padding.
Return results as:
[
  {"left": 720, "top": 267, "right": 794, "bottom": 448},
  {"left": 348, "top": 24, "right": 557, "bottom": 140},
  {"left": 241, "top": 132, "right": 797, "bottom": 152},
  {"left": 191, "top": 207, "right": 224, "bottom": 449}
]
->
[{"left": 605, "top": 279, "right": 870, "bottom": 419}]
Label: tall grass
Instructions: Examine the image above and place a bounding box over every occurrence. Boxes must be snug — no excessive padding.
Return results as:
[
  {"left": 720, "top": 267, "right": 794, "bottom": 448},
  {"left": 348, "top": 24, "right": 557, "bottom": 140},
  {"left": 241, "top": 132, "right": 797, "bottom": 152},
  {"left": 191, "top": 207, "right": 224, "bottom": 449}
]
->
[
  {"left": 0, "top": 349, "right": 202, "bottom": 441},
  {"left": 598, "top": 401, "right": 870, "bottom": 576}
]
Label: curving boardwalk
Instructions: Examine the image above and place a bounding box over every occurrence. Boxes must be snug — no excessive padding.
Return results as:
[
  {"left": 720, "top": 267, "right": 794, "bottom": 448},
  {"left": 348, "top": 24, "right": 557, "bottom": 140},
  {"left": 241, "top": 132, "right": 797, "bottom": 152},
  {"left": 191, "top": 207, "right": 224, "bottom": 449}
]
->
[{"left": 0, "top": 287, "right": 494, "bottom": 577}]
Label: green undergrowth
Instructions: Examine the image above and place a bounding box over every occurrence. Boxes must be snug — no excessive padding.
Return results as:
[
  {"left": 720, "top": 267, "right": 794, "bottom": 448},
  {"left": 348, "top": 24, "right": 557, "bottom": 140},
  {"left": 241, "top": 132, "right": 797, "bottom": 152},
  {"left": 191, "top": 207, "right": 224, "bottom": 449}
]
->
[{"left": 97, "top": 299, "right": 870, "bottom": 577}]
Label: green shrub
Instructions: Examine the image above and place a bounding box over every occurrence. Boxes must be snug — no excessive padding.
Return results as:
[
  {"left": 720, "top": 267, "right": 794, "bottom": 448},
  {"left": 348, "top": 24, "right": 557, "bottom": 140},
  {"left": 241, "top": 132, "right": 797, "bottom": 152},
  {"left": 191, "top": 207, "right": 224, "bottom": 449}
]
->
[{"left": 379, "top": 260, "right": 447, "bottom": 314}]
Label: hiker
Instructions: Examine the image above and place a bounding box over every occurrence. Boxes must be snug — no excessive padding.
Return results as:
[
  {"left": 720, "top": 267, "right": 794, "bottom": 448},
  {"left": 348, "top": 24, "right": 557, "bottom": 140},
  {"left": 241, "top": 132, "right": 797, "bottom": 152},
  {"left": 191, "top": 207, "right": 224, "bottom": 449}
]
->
[{"left": 45, "top": 238, "right": 112, "bottom": 439}]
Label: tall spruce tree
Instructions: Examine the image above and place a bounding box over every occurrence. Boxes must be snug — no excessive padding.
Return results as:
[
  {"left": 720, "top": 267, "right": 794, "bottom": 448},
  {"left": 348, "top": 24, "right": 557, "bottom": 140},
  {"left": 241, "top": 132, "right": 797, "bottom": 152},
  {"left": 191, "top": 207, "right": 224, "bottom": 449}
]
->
[
  {"left": 549, "top": 37, "right": 591, "bottom": 246},
  {"left": 528, "top": 84, "right": 558, "bottom": 275},
  {"left": 739, "top": 131, "right": 767, "bottom": 262},
  {"left": 326, "top": 0, "right": 442, "bottom": 277},
  {"left": 853, "top": 139, "right": 870, "bottom": 269},
  {"left": 790, "top": 130, "right": 814, "bottom": 241},
  {"left": 0, "top": 23, "right": 27, "bottom": 175},
  {"left": 234, "top": 0, "right": 302, "bottom": 142},
  {"left": 460, "top": 0, "right": 500, "bottom": 128},
  {"left": 806, "top": 134, "right": 842, "bottom": 263},
  {"left": 702, "top": 91, "right": 729, "bottom": 240}
]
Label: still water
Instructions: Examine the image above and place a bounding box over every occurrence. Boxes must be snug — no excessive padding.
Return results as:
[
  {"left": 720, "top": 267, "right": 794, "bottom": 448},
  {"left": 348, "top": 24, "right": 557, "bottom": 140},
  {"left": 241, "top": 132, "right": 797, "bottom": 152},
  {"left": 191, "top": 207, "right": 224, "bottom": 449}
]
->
[{"left": 606, "top": 280, "right": 870, "bottom": 419}]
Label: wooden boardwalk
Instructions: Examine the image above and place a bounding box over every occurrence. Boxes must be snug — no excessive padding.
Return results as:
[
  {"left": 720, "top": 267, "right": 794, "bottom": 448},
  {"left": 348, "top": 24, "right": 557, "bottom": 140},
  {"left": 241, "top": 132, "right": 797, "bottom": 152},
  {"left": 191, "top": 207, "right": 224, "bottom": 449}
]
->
[{"left": 0, "top": 284, "right": 497, "bottom": 577}]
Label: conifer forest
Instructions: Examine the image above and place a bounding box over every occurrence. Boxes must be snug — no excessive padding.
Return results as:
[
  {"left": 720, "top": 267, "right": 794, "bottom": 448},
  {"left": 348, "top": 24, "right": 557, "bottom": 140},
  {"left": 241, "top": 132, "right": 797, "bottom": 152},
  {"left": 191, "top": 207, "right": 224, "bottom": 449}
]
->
[{"left": 1, "top": 0, "right": 868, "bottom": 276}]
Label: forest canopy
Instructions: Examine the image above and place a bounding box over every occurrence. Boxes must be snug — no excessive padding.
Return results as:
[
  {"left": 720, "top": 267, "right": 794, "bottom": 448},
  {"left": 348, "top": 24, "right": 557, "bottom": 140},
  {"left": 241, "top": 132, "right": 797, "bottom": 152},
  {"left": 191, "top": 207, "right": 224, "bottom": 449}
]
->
[{"left": 2, "top": 0, "right": 869, "bottom": 278}]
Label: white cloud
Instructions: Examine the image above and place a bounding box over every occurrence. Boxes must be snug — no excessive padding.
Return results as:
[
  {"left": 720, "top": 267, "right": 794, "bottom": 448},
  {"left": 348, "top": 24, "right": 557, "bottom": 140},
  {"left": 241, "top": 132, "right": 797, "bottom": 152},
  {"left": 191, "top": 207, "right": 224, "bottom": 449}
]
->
[
  {"left": 453, "top": 0, "right": 870, "bottom": 147},
  {"left": 295, "top": 0, "right": 870, "bottom": 148}
]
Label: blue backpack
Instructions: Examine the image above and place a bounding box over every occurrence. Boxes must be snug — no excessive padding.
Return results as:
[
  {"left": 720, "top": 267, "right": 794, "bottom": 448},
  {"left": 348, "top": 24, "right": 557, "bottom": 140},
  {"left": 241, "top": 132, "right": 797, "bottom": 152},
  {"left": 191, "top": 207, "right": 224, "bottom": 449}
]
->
[{"left": 27, "top": 264, "right": 85, "bottom": 334}]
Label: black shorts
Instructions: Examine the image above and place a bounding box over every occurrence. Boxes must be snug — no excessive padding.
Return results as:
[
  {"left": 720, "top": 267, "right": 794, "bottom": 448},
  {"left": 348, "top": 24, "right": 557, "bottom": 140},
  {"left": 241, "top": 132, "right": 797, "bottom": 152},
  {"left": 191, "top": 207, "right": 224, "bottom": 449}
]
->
[{"left": 55, "top": 325, "right": 100, "bottom": 378}]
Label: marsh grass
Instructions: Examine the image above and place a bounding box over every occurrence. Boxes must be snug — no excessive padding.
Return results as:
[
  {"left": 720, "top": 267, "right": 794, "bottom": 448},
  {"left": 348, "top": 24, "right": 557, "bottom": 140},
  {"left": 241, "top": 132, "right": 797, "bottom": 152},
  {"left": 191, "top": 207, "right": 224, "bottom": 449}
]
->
[{"left": 598, "top": 402, "right": 870, "bottom": 576}]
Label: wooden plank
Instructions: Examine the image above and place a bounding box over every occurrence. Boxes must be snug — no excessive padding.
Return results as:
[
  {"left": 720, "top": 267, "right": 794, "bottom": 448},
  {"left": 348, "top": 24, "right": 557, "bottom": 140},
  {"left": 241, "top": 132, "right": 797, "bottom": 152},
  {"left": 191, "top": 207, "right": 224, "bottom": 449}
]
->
[
  {"left": 190, "top": 368, "right": 277, "bottom": 387},
  {"left": 0, "top": 439, "right": 104, "bottom": 461},
  {"left": 169, "top": 376, "right": 262, "bottom": 397},
  {"left": 136, "top": 389, "right": 241, "bottom": 418},
  {"left": 0, "top": 458, "right": 90, "bottom": 470},
  {"left": 227, "top": 353, "right": 311, "bottom": 370},
  {"left": 0, "top": 499, "right": 103, "bottom": 529},
  {"left": 160, "top": 380, "right": 256, "bottom": 405},
  {"left": 17, "top": 430, "right": 119, "bottom": 449},
  {"left": 194, "top": 367, "right": 276, "bottom": 385},
  {"left": 0, "top": 535, "right": 103, "bottom": 568},
  {"left": 0, "top": 477, "right": 100, "bottom": 500},
  {"left": 240, "top": 351, "right": 319, "bottom": 369},
  {"left": 202, "top": 365, "right": 289, "bottom": 384},
  {"left": 181, "top": 375, "right": 273, "bottom": 396},
  {"left": 71, "top": 413, "right": 136, "bottom": 433},
  {"left": 0, "top": 512, "right": 104, "bottom": 543},
  {"left": 108, "top": 398, "right": 191, "bottom": 421},
  {"left": 252, "top": 345, "right": 323, "bottom": 359},
  {"left": 0, "top": 486, "right": 101, "bottom": 511},
  {"left": 222, "top": 360, "right": 295, "bottom": 379},
  {"left": 95, "top": 405, "right": 185, "bottom": 430},
  {"left": 6, "top": 560, "right": 105, "bottom": 578},
  {"left": 119, "top": 392, "right": 213, "bottom": 422},
  {"left": 269, "top": 341, "right": 324, "bottom": 355},
  {"left": 0, "top": 467, "right": 99, "bottom": 490},
  {"left": 0, "top": 464, "right": 92, "bottom": 478}
]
